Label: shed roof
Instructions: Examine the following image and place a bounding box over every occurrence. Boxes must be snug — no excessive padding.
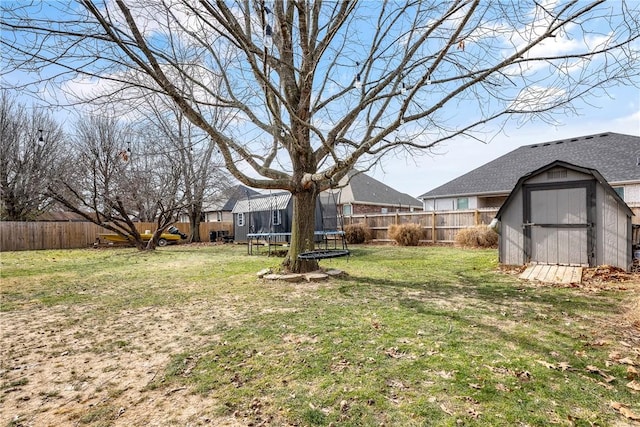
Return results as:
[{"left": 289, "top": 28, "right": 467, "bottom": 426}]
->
[
  {"left": 419, "top": 132, "right": 640, "bottom": 199},
  {"left": 231, "top": 192, "right": 291, "bottom": 213},
  {"left": 496, "top": 160, "right": 633, "bottom": 220}
]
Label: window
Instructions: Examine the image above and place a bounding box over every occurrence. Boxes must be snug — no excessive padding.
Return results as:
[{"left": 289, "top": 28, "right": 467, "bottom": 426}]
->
[
  {"left": 456, "top": 197, "right": 469, "bottom": 210},
  {"left": 237, "top": 212, "right": 245, "bottom": 227},
  {"left": 272, "top": 210, "right": 282, "bottom": 226},
  {"left": 381, "top": 207, "right": 388, "bottom": 214},
  {"left": 343, "top": 204, "right": 352, "bottom": 216},
  {"left": 613, "top": 187, "right": 624, "bottom": 199}
]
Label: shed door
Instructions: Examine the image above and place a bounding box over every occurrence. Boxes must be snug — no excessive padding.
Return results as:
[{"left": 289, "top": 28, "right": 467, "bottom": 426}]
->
[{"left": 525, "top": 186, "right": 591, "bottom": 266}]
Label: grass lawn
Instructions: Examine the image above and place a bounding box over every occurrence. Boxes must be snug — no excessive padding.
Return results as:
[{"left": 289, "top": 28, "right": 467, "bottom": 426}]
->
[{"left": 1, "top": 244, "right": 639, "bottom": 427}]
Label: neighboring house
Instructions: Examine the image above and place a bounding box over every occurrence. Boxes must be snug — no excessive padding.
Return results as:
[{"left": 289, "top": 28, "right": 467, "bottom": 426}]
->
[
  {"left": 418, "top": 132, "right": 640, "bottom": 220},
  {"left": 496, "top": 160, "right": 633, "bottom": 270},
  {"left": 331, "top": 170, "right": 423, "bottom": 216},
  {"left": 36, "top": 211, "right": 89, "bottom": 221},
  {"left": 179, "top": 185, "right": 260, "bottom": 223},
  {"left": 231, "top": 191, "right": 336, "bottom": 242}
]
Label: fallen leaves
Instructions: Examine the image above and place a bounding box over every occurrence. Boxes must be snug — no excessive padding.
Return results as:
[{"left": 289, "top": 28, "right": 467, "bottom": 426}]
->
[
  {"left": 536, "top": 360, "right": 574, "bottom": 371},
  {"left": 384, "top": 347, "right": 415, "bottom": 360},
  {"left": 626, "top": 380, "right": 640, "bottom": 391},
  {"left": 585, "top": 365, "right": 616, "bottom": 383},
  {"left": 610, "top": 402, "right": 640, "bottom": 421},
  {"left": 628, "top": 366, "right": 640, "bottom": 380}
]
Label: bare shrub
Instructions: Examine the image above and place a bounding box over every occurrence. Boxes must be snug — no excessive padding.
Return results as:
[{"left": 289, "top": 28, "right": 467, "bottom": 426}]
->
[
  {"left": 627, "top": 296, "right": 640, "bottom": 329},
  {"left": 388, "top": 223, "right": 424, "bottom": 246},
  {"left": 344, "top": 223, "right": 372, "bottom": 244},
  {"left": 455, "top": 225, "right": 499, "bottom": 248}
]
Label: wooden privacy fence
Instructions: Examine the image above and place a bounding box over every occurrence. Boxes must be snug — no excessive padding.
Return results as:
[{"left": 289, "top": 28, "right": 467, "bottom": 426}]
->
[
  {"left": 343, "top": 208, "right": 499, "bottom": 243},
  {"left": 0, "top": 221, "right": 233, "bottom": 252}
]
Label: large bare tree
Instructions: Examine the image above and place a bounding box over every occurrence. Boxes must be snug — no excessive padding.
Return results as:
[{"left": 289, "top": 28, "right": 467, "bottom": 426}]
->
[{"left": 2, "top": 1, "right": 638, "bottom": 271}]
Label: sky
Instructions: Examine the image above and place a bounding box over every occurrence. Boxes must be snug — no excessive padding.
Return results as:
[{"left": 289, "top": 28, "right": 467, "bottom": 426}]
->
[{"left": 367, "top": 83, "right": 640, "bottom": 199}]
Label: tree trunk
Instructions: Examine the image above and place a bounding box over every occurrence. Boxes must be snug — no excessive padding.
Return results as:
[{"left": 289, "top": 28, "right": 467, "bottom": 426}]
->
[
  {"left": 189, "top": 210, "right": 201, "bottom": 243},
  {"left": 284, "top": 189, "right": 319, "bottom": 273}
]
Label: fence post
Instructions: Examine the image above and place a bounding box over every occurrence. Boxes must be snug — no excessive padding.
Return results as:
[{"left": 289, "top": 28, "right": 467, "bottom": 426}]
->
[
  {"left": 474, "top": 209, "right": 480, "bottom": 226},
  {"left": 431, "top": 211, "right": 436, "bottom": 243}
]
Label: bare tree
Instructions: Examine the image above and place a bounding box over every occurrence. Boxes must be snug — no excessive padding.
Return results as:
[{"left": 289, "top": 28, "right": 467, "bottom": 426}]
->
[
  {"left": 49, "top": 114, "right": 185, "bottom": 250},
  {"left": 2, "top": 1, "right": 638, "bottom": 271},
  {"left": 0, "top": 91, "right": 67, "bottom": 220},
  {"left": 137, "top": 98, "right": 233, "bottom": 242}
]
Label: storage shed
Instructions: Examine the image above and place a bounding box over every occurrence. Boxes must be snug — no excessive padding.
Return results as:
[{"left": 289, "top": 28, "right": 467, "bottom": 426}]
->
[
  {"left": 231, "top": 191, "right": 337, "bottom": 243},
  {"left": 495, "top": 161, "right": 633, "bottom": 270}
]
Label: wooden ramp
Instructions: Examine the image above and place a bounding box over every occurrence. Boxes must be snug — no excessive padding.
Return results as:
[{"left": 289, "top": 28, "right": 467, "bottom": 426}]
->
[{"left": 519, "top": 264, "right": 583, "bottom": 284}]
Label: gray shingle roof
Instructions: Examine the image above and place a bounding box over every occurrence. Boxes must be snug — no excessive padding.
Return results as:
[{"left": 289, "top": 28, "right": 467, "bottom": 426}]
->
[
  {"left": 419, "top": 132, "right": 640, "bottom": 199},
  {"left": 337, "top": 170, "right": 422, "bottom": 208},
  {"left": 202, "top": 185, "right": 261, "bottom": 212}
]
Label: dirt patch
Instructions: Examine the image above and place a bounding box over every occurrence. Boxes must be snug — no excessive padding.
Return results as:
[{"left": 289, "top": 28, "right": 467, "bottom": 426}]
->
[{"left": 0, "top": 303, "right": 243, "bottom": 427}]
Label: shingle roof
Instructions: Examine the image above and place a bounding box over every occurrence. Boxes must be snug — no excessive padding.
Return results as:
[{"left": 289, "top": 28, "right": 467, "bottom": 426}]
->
[
  {"left": 419, "top": 132, "right": 640, "bottom": 199},
  {"left": 337, "top": 170, "right": 422, "bottom": 208},
  {"left": 203, "top": 185, "right": 261, "bottom": 212}
]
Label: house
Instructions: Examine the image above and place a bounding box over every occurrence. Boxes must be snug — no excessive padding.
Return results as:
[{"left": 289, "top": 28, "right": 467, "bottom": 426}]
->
[
  {"left": 495, "top": 161, "right": 633, "bottom": 270},
  {"left": 330, "top": 170, "right": 423, "bottom": 216},
  {"left": 231, "top": 191, "right": 336, "bottom": 243},
  {"left": 36, "top": 211, "right": 89, "bottom": 221},
  {"left": 418, "top": 132, "right": 640, "bottom": 222},
  {"left": 179, "top": 184, "right": 260, "bottom": 223}
]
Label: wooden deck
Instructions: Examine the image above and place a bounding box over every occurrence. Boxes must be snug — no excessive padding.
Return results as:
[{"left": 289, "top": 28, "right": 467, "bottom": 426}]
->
[{"left": 519, "top": 264, "right": 583, "bottom": 284}]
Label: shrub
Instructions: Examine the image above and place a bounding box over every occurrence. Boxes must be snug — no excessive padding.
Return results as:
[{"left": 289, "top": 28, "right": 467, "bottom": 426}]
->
[
  {"left": 627, "top": 295, "right": 640, "bottom": 329},
  {"left": 454, "top": 225, "right": 499, "bottom": 248},
  {"left": 388, "top": 223, "right": 424, "bottom": 246},
  {"left": 344, "top": 223, "right": 372, "bottom": 244}
]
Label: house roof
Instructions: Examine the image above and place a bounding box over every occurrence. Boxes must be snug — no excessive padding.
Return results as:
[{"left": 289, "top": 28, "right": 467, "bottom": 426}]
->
[
  {"left": 203, "top": 185, "right": 261, "bottom": 212},
  {"left": 36, "top": 211, "right": 89, "bottom": 221},
  {"left": 496, "top": 160, "right": 633, "bottom": 220},
  {"left": 419, "top": 132, "right": 640, "bottom": 199},
  {"left": 231, "top": 192, "right": 291, "bottom": 213},
  {"left": 334, "top": 170, "right": 422, "bottom": 208}
]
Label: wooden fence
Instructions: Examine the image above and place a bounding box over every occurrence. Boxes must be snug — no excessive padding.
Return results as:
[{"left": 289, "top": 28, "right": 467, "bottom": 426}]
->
[
  {"left": 0, "top": 221, "right": 233, "bottom": 252},
  {"left": 343, "top": 208, "right": 500, "bottom": 243}
]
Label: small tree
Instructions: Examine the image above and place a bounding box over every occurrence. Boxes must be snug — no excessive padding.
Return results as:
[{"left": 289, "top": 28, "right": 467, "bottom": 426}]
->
[
  {"left": 48, "top": 114, "right": 185, "bottom": 250},
  {"left": 137, "top": 99, "right": 233, "bottom": 242}
]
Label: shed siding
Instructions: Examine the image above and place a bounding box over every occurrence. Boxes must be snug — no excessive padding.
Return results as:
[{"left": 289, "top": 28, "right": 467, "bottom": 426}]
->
[
  {"left": 498, "top": 162, "right": 632, "bottom": 271},
  {"left": 597, "top": 189, "right": 631, "bottom": 269},
  {"left": 525, "top": 167, "right": 591, "bottom": 185},
  {"left": 499, "top": 190, "right": 524, "bottom": 265}
]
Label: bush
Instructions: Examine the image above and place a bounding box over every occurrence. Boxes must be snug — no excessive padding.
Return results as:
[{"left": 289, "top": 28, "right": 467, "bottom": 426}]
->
[
  {"left": 454, "top": 225, "right": 499, "bottom": 248},
  {"left": 344, "top": 223, "right": 372, "bottom": 244},
  {"left": 388, "top": 223, "right": 424, "bottom": 246},
  {"left": 627, "top": 295, "right": 640, "bottom": 329}
]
